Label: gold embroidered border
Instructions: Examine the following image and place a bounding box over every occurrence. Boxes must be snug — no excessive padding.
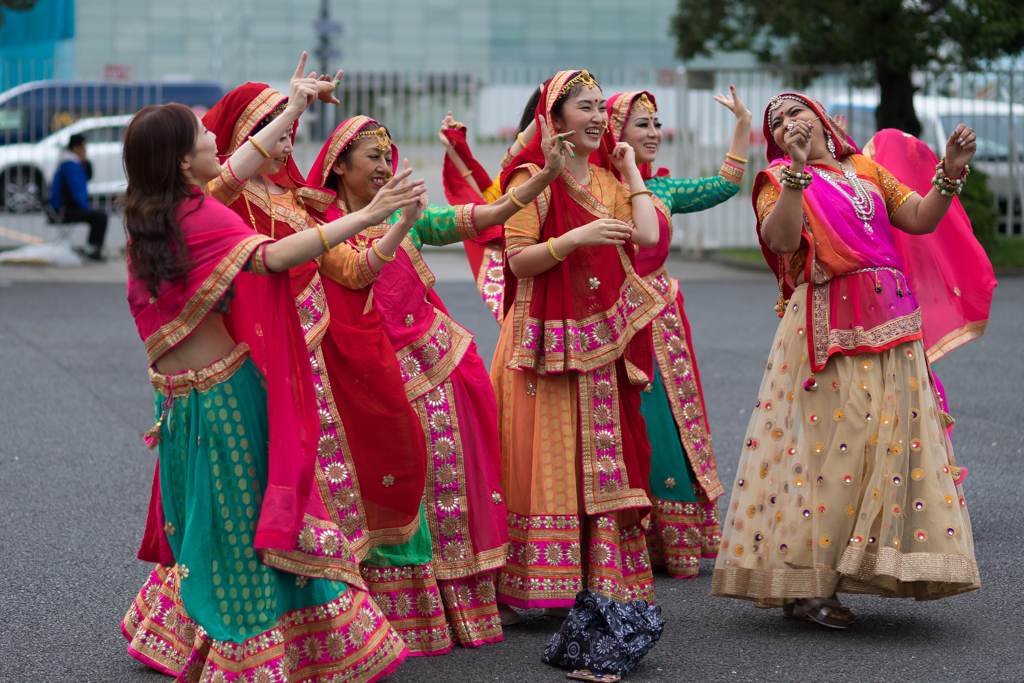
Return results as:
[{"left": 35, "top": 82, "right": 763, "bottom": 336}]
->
[
  {"left": 608, "top": 92, "right": 638, "bottom": 142},
  {"left": 504, "top": 235, "right": 536, "bottom": 258},
  {"left": 205, "top": 161, "right": 246, "bottom": 206},
  {"left": 242, "top": 184, "right": 314, "bottom": 235},
  {"left": 926, "top": 319, "right": 988, "bottom": 363},
  {"left": 316, "top": 116, "right": 374, "bottom": 188},
  {"left": 649, "top": 291, "right": 724, "bottom": 500},
  {"left": 454, "top": 204, "right": 478, "bottom": 241},
  {"left": 354, "top": 249, "right": 378, "bottom": 288},
  {"left": 144, "top": 235, "right": 271, "bottom": 365},
  {"left": 229, "top": 87, "right": 286, "bottom": 155},
  {"left": 711, "top": 565, "right": 840, "bottom": 601},
  {"left": 506, "top": 163, "right": 551, "bottom": 228},
  {"left": 297, "top": 274, "right": 330, "bottom": 351},
  {"left": 396, "top": 312, "right": 473, "bottom": 401},
  {"left": 193, "top": 589, "right": 401, "bottom": 674},
  {"left": 149, "top": 343, "right": 250, "bottom": 396},
  {"left": 578, "top": 363, "right": 653, "bottom": 515},
  {"left": 295, "top": 186, "right": 335, "bottom": 214},
  {"left": 810, "top": 281, "right": 923, "bottom": 369},
  {"left": 562, "top": 165, "right": 612, "bottom": 219},
  {"left": 836, "top": 545, "right": 981, "bottom": 588}
]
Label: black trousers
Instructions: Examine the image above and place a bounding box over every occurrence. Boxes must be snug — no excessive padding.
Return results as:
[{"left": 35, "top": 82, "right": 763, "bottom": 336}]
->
[{"left": 61, "top": 207, "right": 108, "bottom": 252}]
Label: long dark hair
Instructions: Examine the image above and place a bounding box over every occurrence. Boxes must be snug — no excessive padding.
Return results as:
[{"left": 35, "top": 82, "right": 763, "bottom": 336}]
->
[
  {"left": 517, "top": 82, "right": 546, "bottom": 135},
  {"left": 122, "top": 103, "right": 200, "bottom": 296}
]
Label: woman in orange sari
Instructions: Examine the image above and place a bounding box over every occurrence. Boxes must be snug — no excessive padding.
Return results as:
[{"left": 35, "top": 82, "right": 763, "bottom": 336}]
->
[{"left": 494, "top": 70, "right": 665, "bottom": 622}]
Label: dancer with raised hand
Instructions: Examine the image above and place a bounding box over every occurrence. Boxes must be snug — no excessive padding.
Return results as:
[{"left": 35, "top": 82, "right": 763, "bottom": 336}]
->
[
  {"left": 590, "top": 87, "right": 749, "bottom": 578},
  {"left": 119, "top": 101, "right": 424, "bottom": 680},
  {"left": 712, "top": 92, "right": 983, "bottom": 628},
  {"left": 304, "top": 114, "right": 571, "bottom": 653},
  {"left": 199, "top": 53, "right": 432, "bottom": 583},
  {"left": 493, "top": 70, "right": 666, "bottom": 623}
]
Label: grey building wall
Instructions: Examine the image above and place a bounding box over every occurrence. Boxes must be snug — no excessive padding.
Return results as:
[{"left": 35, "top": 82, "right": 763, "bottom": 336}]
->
[{"left": 72, "top": 0, "right": 681, "bottom": 86}]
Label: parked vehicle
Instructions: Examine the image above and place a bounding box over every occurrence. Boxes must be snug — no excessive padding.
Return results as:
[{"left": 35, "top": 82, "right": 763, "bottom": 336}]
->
[
  {"left": 828, "top": 94, "right": 1024, "bottom": 234},
  {"left": 0, "top": 80, "right": 223, "bottom": 146},
  {"left": 0, "top": 115, "right": 132, "bottom": 213}
]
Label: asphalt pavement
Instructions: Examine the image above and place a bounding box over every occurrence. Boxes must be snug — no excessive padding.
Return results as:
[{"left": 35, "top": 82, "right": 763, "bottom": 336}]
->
[{"left": 0, "top": 256, "right": 1021, "bottom": 683}]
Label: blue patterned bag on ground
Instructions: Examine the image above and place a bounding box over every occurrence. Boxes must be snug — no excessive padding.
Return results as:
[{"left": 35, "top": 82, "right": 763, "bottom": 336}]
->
[{"left": 541, "top": 590, "right": 665, "bottom": 676}]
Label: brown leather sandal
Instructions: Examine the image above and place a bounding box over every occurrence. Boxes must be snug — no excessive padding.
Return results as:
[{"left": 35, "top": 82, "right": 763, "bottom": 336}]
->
[{"left": 783, "top": 597, "right": 854, "bottom": 629}]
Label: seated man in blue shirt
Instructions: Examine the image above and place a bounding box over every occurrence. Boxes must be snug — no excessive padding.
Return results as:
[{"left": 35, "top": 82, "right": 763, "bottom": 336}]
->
[{"left": 48, "top": 133, "right": 107, "bottom": 261}]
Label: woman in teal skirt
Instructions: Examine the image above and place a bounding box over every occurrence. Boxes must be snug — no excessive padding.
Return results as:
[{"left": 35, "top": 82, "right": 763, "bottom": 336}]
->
[{"left": 120, "top": 58, "right": 430, "bottom": 681}]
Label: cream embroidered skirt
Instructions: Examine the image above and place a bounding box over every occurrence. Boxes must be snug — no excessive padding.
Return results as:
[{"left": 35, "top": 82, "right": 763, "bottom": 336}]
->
[{"left": 712, "top": 284, "right": 980, "bottom": 604}]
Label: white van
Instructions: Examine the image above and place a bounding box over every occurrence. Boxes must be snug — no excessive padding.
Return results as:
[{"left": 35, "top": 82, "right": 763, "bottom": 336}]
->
[{"left": 828, "top": 94, "right": 1024, "bottom": 233}]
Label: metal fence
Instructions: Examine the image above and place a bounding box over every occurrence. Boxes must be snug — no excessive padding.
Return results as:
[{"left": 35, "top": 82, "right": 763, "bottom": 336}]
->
[{"left": 1, "top": 60, "right": 1022, "bottom": 252}]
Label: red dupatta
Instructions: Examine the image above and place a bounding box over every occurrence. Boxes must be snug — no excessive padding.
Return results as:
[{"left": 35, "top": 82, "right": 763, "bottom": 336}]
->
[
  {"left": 129, "top": 189, "right": 319, "bottom": 557},
  {"left": 591, "top": 90, "right": 670, "bottom": 183},
  {"left": 204, "top": 101, "right": 427, "bottom": 555},
  {"left": 499, "top": 70, "right": 662, "bottom": 382}
]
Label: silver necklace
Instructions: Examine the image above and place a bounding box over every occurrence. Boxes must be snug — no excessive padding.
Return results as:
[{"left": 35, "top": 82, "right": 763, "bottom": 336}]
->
[{"left": 813, "top": 163, "right": 876, "bottom": 235}]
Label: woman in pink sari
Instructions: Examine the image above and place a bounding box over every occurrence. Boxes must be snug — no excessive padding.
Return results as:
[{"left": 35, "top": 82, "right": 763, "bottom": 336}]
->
[
  {"left": 119, "top": 95, "right": 425, "bottom": 680},
  {"left": 712, "top": 92, "right": 988, "bottom": 628},
  {"left": 304, "top": 115, "right": 571, "bottom": 653}
]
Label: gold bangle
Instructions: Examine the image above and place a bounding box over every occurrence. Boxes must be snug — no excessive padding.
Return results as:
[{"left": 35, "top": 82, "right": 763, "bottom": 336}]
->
[
  {"left": 547, "top": 237, "right": 566, "bottom": 262},
  {"left": 247, "top": 136, "right": 271, "bottom": 159},
  {"left": 628, "top": 189, "right": 654, "bottom": 201},
  {"left": 461, "top": 169, "right": 474, "bottom": 178},
  {"left": 508, "top": 186, "right": 528, "bottom": 209},
  {"left": 371, "top": 238, "right": 396, "bottom": 262},
  {"left": 315, "top": 225, "right": 331, "bottom": 255},
  {"left": 725, "top": 153, "right": 748, "bottom": 164},
  {"left": 517, "top": 132, "right": 527, "bottom": 148}
]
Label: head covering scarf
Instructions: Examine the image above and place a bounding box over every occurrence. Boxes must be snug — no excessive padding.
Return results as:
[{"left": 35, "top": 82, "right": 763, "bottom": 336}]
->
[
  {"left": 498, "top": 71, "right": 661, "bottom": 380},
  {"left": 592, "top": 90, "right": 670, "bottom": 182},
  {"left": 307, "top": 115, "right": 398, "bottom": 194}
]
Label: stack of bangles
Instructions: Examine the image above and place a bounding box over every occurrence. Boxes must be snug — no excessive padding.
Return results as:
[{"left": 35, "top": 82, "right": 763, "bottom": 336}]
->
[
  {"left": 719, "top": 152, "right": 746, "bottom": 184},
  {"left": 933, "top": 156, "right": 969, "bottom": 196},
  {"left": 781, "top": 166, "right": 813, "bottom": 190}
]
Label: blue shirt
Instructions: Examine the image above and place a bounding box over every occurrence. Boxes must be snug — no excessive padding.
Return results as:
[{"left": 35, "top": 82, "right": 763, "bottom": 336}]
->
[{"left": 48, "top": 152, "right": 90, "bottom": 211}]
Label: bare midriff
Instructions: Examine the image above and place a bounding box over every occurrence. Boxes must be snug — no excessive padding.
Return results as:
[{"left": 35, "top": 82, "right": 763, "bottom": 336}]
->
[{"left": 153, "top": 313, "right": 237, "bottom": 376}]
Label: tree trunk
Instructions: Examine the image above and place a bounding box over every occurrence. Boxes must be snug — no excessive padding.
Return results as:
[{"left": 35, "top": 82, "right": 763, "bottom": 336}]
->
[{"left": 875, "top": 59, "right": 921, "bottom": 136}]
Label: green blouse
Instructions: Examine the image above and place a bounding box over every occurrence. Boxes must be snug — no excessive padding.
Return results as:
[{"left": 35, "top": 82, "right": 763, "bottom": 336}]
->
[
  {"left": 386, "top": 205, "right": 469, "bottom": 251},
  {"left": 646, "top": 175, "right": 739, "bottom": 215}
]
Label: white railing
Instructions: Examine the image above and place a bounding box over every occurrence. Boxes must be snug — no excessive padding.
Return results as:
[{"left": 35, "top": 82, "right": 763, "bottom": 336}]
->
[{"left": 1, "top": 61, "right": 1021, "bottom": 251}]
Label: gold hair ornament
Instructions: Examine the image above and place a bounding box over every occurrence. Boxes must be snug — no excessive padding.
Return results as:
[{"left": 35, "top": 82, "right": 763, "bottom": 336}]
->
[
  {"left": 559, "top": 70, "right": 600, "bottom": 97},
  {"left": 355, "top": 126, "right": 392, "bottom": 152},
  {"left": 633, "top": 93, "right": 656, "bottom": 115}
]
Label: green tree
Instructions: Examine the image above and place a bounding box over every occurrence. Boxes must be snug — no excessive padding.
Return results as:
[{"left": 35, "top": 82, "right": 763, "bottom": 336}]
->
[{"left": 670, "top": 0, "right": 1024, "bottom": 135}]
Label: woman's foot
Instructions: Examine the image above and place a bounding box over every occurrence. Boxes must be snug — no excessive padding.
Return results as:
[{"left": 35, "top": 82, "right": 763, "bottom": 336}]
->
[
  {"left": 497, "top": 603, "right": 521, "bottom": 626},
  {"left": 783, "top": 596, "right": 855, "bottom": 629},
  {"left": 542, "top": 607, "right": 571, "bottom": 619}
]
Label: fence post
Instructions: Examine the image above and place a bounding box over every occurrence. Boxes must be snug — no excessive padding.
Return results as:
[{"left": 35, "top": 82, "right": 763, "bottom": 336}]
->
[
  {"left": 1010, "top": 69, "right": 1017, "bottom": 235},
  {"left": 675, "top": 65, "right": 689, "bottom": 253}
]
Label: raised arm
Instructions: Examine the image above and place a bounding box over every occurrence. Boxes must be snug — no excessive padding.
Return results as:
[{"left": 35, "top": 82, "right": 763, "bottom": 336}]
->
[
  {"left": 890, "top": 124, "right": 977, "bottom": 235},
  {"left": 611, "top": 142, "right": 658, "bottom": 248},
  {"left": 440, "top": 112, "right": 483, "bottom": 197},
  {"left": 262, "top": 167, "right": 425, "bottom": 273}
]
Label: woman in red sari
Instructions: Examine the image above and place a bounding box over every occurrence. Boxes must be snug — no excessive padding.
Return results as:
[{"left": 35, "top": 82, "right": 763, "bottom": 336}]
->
[
  {"left": 494, "top": 70, "right": 665, "bottom": 622},
  {"left": 200, "top": 58, "right": 430, "bottom": 581},
  {"left": 119, "top": 95, "right": 424, "bottom": 680},
  {"left": 302, "top": 114, "right": 571, "bottom": 652},
  {"left": 713, "top": 93, "right": 988, "bottom": 628}
]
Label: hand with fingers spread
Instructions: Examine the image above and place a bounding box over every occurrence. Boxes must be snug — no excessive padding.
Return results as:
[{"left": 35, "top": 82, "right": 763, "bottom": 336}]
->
[
  {"left": 571, "top": 218, "right": 634, "bottom": 248},
  {"left": 392, "top": 160, "right": 428, "bottom": 236},
  {"left": 944, "top": 123, "right": 977, "bottom": 177},
  {"left": 360, "top": 164, "right": 427, "bottom": 225},
  {"left": 609, "top": 141, "right": 638, "bottom": 176},
  {"left": 831, "top": 113, "right": 849, "bottom": 134},
  {"left": 285, "top": 52, "right": 320, "bottom": 118},
  {"left": 315, "top": 70, "right": 344, "bottom": 104},
  {"left": 538, "top": 115, "right": 573, "bottom": 177},
  {"left": 783, "top": 119, "right": 814, "bottom": 168},
  {"left": 713, "top": 85, "right": 752, "bottom": 124}
]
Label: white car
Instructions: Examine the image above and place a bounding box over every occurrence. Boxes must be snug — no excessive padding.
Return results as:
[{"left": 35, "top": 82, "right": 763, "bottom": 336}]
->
[
  {"left": 828, "top": 95, "right": 1024, "bottom": 233},
  {"left": 0, "top": 114, "right": 132, "bottom": 213}
]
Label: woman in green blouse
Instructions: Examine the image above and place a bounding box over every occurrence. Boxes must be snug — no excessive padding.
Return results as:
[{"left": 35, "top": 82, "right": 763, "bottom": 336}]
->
[{"left": 593, "top": 88, "right": 751, "bottom": 578}]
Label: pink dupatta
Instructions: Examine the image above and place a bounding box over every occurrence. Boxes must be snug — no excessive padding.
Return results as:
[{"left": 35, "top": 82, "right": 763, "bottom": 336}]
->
[{"left": 130, "top": 189, "right": 320, "bottom": 558}]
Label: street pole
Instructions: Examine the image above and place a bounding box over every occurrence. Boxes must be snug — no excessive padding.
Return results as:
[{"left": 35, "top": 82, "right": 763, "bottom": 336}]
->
[{"left": 313, "top": 0, "right": 343, "bottom": 140}]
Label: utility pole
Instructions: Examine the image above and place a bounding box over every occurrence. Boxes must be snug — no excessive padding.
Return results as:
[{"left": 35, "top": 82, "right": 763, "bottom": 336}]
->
[{"left": 313, "top": 0, "right": 343, "bottom": 139}]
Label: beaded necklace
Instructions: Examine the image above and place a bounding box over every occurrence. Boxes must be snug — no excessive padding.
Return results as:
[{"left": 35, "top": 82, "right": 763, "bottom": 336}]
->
[{"left": 812, "top": 162, "right": 876, "bottom": 235}]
